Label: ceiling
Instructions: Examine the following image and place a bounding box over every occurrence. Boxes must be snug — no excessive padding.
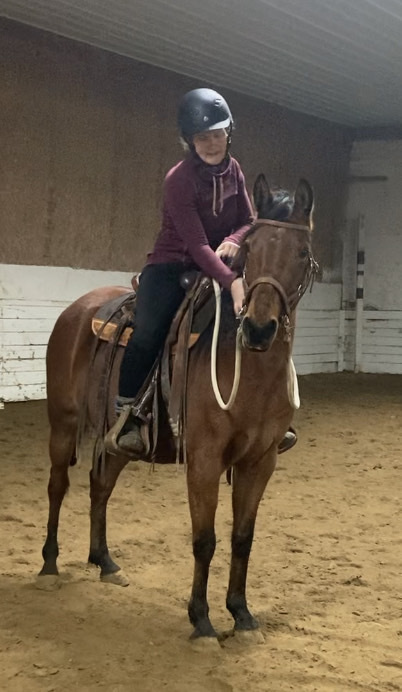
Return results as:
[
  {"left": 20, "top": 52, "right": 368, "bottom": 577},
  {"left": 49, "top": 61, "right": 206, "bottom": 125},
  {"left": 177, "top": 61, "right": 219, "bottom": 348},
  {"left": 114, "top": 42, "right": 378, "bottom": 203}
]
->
[{"left": 2, "top": 0, "right": 402, "bottom": 128}]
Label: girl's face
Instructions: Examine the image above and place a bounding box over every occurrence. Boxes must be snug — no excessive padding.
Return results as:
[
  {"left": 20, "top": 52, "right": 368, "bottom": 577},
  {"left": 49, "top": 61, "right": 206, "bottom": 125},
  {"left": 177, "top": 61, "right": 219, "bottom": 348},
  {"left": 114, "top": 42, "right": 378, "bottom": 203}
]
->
[{"left": 192, "top": 129, "right": 228, "bottom": 165}]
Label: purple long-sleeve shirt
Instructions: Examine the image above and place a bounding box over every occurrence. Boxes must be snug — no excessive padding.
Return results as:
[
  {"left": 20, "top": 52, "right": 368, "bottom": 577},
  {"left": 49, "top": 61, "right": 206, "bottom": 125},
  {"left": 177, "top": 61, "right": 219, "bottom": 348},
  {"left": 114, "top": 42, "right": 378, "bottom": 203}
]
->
[{"left": 147, "top": 153, "right": 255, "bottom": 290}]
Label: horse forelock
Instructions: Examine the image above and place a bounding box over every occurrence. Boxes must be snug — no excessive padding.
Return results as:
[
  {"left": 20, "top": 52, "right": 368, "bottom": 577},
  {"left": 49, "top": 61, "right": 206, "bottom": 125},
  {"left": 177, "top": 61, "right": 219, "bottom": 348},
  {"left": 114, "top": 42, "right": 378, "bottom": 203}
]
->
[
  {"left": 265, "top": 189, "right": 294, "bottom": 222},
  {"left": 253, "top": 187, "right": 294, "bottom": 223},
  {"left": 231, "top": 188, "right": 294, "bottom": 276}
]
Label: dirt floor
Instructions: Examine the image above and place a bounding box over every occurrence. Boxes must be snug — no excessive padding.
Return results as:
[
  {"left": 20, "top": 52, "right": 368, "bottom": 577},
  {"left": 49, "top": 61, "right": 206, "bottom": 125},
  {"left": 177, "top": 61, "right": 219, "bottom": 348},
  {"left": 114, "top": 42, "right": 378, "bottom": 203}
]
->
[{"left": 0, "top": 372, "right": 401, "bottom": 692}]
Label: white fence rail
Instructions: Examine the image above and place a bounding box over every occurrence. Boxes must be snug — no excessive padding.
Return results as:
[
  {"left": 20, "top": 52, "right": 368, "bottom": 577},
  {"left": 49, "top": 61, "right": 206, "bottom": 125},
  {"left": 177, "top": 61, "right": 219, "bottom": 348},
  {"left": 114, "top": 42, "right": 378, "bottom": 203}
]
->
[{"left": 1, "top": 264, "right": 401, "bottom": 401}]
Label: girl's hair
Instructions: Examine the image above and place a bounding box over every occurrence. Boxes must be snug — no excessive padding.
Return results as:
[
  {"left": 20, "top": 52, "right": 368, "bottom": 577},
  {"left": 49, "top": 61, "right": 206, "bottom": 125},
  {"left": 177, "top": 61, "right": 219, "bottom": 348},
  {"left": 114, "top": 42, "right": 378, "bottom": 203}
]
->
[{"left": 180, "top": 137, "right": 190, "bottom": 151}]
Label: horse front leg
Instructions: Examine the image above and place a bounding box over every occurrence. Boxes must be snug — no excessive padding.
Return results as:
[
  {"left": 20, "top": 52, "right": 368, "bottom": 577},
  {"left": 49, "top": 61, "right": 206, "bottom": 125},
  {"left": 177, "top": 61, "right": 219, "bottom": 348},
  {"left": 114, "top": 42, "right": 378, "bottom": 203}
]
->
[
  {"left": 227, "top": 447, "right": 277, "bottom": 631},
  {"left": 88, "top": 451, "right": 129, "bottom": 585},
  {"left": 187, "top": 460, "right": 221, "bottom": 640}
]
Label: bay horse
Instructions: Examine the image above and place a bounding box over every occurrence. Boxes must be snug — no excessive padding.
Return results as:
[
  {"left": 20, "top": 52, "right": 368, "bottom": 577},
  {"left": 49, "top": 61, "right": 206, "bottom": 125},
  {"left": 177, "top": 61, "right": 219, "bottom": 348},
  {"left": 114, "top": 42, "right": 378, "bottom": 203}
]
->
[{"left": 38, "top": 174, "right": 316, "bottom": 641}]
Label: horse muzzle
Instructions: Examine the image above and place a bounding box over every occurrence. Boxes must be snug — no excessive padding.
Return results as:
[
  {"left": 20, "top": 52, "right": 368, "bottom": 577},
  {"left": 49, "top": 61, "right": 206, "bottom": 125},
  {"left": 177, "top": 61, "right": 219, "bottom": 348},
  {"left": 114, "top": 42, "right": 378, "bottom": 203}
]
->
[{"left": 241, "top": 315, "right": 278, "bottom": 351}]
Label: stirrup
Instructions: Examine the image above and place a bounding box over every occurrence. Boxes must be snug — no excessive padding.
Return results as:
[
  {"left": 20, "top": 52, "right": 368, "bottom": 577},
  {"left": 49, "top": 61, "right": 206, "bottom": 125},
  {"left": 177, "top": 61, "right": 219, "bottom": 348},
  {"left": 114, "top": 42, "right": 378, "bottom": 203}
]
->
[{"left": 104, "top": 406, "right": 150, "bottom": 458}]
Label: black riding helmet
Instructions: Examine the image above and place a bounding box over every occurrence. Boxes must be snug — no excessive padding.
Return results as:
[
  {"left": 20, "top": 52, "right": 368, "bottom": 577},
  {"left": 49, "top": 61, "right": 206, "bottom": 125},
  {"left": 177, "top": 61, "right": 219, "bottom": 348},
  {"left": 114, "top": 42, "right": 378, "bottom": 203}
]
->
[{"left": 178, "top": 88, "right": 233, "bottom": 141}]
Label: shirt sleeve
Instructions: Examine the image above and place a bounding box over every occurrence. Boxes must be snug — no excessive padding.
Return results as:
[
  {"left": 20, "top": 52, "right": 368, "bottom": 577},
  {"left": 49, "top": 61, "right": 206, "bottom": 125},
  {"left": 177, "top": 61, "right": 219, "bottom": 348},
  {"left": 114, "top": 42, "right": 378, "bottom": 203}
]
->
[
  {"left": 164, "top": 168, "right": 236, "bottom": 291},
  {"left": 223, "top": 163, "right": 255, "bottom": 246}
]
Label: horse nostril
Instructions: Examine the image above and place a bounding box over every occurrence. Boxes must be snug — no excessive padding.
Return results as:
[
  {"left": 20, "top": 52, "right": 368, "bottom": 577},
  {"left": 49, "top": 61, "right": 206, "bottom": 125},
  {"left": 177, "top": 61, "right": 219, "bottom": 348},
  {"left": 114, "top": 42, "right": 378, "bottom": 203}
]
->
[{"left": 243, "top": 317, "right": 278, "bottom": 348}]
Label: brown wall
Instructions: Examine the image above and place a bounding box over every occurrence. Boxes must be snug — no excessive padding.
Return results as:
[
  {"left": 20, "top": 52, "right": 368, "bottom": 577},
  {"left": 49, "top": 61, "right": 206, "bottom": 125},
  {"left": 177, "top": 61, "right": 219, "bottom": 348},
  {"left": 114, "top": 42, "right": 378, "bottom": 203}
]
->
[{"left": 0, "top": 19, "right": 352, "bottom": 275}]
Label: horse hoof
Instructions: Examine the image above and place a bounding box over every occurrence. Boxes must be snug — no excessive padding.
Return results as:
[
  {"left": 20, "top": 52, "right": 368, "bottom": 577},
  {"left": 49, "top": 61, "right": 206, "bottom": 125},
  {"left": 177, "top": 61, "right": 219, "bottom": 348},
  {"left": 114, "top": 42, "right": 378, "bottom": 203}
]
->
[
  {"left": 191, "top": 636, "right": 221, "bottom": 651},
  {"left": 100, "top": 570, "right": 129, "bottom": 587},
  {"left": 35, "top": 574, "right": 61, "bottom": 591},
  {"left": 234, "top": 629, "right": 265, "bottom": 644}
]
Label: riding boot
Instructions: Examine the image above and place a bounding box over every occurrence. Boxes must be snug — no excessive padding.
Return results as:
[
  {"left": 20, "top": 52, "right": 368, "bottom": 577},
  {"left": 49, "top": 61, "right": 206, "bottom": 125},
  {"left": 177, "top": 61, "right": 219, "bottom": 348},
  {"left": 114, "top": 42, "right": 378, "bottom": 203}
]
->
[
  {"left": 278, "top": 427, "right": 297, "bottom": 454},
  {"left": 104, "top": 396, "right": 146, "bottom": 457}
]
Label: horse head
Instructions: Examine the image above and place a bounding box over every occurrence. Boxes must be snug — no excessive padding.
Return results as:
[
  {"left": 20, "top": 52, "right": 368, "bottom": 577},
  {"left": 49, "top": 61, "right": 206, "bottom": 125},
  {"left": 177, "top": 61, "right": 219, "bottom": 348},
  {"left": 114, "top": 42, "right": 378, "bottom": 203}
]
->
[{"left": 235, "top": 174, "right": 317, "bottom": 352}]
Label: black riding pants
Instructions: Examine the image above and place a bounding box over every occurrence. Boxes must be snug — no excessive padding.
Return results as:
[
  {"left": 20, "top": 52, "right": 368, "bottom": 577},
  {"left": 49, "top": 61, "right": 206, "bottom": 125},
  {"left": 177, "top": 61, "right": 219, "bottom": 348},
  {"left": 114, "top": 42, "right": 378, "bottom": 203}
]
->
[{"left": 119, "top": 263, "right": 186, "bottom": 398}]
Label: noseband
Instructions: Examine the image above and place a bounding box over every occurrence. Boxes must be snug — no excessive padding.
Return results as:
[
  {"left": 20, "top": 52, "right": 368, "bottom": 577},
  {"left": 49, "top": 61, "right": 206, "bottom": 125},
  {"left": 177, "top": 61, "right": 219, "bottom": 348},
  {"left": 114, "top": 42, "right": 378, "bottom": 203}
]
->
[{"left": 241, "top": 218, "right": 319, "bottom": 340}]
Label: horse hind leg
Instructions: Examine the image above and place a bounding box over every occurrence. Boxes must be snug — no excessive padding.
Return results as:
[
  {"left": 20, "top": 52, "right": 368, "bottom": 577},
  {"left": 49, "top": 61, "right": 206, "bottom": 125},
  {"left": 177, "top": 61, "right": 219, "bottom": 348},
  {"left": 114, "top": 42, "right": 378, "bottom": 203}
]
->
[
  {"left": 37, "top": 419, "right": 77, "bottom": 589},
  {"left": 88, "top": 451, "right": 129, "bottom": 586},
  {"left": 226, "top": 448, "right": 277, "bottom": 634}
]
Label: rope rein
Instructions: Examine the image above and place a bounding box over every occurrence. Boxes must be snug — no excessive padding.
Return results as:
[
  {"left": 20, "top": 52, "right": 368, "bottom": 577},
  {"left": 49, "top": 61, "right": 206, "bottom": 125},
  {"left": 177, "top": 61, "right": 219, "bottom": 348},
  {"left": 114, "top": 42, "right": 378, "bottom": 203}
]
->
[{"left": 211, "top": 279, "right": 243, "bottom": 410}]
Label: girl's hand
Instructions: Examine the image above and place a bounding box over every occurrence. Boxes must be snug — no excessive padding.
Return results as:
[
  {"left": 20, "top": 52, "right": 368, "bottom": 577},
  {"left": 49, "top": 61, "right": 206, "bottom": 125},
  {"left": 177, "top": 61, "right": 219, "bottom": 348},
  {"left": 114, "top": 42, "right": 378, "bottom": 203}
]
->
[
  {"left": 230, "top": 277, "right": 245, "bottom": 317},
  {"left": 216, "top": 241, "right": 239, "bottom": 259}
]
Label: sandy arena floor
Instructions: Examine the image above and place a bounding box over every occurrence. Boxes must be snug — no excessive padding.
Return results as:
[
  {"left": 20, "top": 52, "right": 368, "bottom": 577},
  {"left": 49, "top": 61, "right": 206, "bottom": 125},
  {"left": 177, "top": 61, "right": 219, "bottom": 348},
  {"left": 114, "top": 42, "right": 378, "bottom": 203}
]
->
[{"left": 0, "top": 372, "right": 401, "bottom": 692}]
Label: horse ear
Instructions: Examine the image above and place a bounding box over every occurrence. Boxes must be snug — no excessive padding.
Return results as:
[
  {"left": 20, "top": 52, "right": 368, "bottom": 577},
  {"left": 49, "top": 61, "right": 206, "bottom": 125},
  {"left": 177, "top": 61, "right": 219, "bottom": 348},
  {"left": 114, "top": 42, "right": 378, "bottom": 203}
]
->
[
  {"left": 294, "top": 179, "right": 314, "bottom": 218},
  {"left": 253, "top": 173, "right": 272, "bottom": 215}
]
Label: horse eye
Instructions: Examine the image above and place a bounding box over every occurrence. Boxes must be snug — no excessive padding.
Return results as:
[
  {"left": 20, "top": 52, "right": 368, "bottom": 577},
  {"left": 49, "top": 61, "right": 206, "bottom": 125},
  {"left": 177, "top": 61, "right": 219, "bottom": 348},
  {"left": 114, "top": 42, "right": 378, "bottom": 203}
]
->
[{"left": 299, "top": 248, "right": 309, "bottom": 259}]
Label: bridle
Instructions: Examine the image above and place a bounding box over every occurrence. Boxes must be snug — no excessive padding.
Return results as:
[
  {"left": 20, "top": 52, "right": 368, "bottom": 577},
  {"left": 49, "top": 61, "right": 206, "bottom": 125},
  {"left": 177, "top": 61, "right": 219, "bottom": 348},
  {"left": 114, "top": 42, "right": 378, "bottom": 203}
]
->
[
  {"left": 240, "top": 218, "right": 319, "bottom": 340},
  {"left": 210, "top": 216, "right": 319, "bottom": 410}
]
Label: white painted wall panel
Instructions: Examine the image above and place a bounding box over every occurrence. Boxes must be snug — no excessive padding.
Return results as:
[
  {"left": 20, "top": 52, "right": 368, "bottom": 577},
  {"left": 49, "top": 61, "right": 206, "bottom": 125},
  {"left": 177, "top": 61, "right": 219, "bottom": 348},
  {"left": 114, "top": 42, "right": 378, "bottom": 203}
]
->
[
  {"left": 293, "top": 284, "right": 341, "bottom": 375},
  {"left": 0, "top": 264, "right": 133, "bottom": 401},
  {"left": 361, "top": 312, "right": 402, "bottom": 373},
  {"left": 343, "top": 140, "right": 402, "bottom": 374}
]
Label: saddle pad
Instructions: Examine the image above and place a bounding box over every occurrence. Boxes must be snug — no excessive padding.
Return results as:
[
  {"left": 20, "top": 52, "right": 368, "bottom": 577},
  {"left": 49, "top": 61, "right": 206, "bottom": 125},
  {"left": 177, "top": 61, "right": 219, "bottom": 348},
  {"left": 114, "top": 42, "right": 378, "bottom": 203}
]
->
[
  {"left": 91, "top": 291, "right": 136, "bottom": 347},
  {"left": 92, "top": 318, "right": 133, "bottom": 347},
  {"left": 91, "top": 318, "right": 200, "bottom": 351}
]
